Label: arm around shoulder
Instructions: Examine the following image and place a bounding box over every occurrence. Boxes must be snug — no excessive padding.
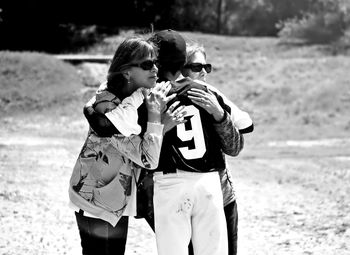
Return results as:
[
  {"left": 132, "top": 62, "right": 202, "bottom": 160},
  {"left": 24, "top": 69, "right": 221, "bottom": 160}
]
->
[{"left": 83, "top": 101, "right": 119, "bottom": 137}]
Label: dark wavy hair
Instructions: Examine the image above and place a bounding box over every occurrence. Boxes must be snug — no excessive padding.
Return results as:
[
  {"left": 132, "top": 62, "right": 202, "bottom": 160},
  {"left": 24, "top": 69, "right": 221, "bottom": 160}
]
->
[{"left": 106, "top": 37, "right": 156, "bottom": 93}]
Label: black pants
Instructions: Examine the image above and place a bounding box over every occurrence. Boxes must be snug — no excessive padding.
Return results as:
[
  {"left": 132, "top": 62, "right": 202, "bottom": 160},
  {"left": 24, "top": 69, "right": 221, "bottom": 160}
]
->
[
  {"left": 75, "top": 211, "right": 129, "bottom": 255},
  {"left": 225, "top": 200, "right": 238, "bottom": 255}
]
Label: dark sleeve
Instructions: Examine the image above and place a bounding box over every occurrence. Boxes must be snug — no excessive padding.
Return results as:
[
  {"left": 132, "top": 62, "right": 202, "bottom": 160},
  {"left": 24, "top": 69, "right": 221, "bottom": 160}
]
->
[
  {"left": 213, "top": 110, "right": 244, "bottom": 156},
  {"left": 83, "top": 104, "right": 121, "bottom": 137},
  {"left": 212, "top": 92, "right": 244, "bottom": 156}
]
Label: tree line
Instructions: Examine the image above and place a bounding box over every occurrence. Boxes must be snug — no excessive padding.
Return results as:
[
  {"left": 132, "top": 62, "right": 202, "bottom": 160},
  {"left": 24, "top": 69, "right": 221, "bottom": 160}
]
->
[{"left": 0, "top": 0, "right": 349, "bottom": 52}]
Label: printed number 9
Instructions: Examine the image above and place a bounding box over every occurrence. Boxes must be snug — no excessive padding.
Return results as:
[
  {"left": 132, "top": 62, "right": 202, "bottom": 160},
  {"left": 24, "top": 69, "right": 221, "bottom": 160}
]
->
[{"left": 176, "top": 105, "right": 206, "bottom": 159}]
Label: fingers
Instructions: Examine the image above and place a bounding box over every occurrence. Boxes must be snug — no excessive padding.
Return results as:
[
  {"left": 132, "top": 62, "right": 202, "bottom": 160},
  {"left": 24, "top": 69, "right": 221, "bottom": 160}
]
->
[
  {"left": 188, "top": 88, "right": 206, "bottom": 97},
  {"left": 162, "top": 82, "right": 172, "bottom": 95},
  {"left": 173, "top": 105, "right": 186, "bottom": 117},
  {"left": 207, "top": 89, "right": 215, "bottom": 95},
  {"left": 177, "top": 118, "right": 187, "bottom": 124},
  {"left": 174, "top": 110, "right": 187, "bottom": 121},
  {"left": 158, "top": 82, "right": 171, "bottom": 95},
  {"left": 187, "top": 95, "right": 203, "bottom": 106},
  {"left": 187, "top": 96, "right": 211, "bottom": 112},
  {"left": 188, "top": 88, "right": 218, "bottom": 110},
  {"left": 167, "top": 101, "right": 180, "bottom": 113},
  {"left": 154, "top": 81, "right": 172, "bottom": 95},
  {"left": 161, "top": 100, "right": 179, "bottom": 114},
  {"left": 161, "top": 101, "right": 187, "bottom": 133},
  {"left": 149, "top": 82, "right": 172, "bottom": 107},
  {"left": 187, "top": 89, "right": 208, "bottom": 102},
  {"left": 164, "top": 93, "right": 176, "bottom": 104},
  {"left": 173, "top": 116, "right": 187, "bottom": 125},
  {"left": 166, "top": 101, "right": 186, "bottom": 118},
  {"left": 171, "top": 108, "right": 187, "bottom": 126},
  {"left": 171, "top": 104, "right": 187, "bottom": 122}
]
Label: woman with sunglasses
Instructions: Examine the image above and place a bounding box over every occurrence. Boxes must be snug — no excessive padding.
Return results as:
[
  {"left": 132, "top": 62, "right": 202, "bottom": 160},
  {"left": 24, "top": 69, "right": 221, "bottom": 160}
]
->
[
  {"left": 69, "top": 37, "right": 184, "bottom": 255},
  {"left": 181, "top": 42, "right": 254, "bottom": 255}
]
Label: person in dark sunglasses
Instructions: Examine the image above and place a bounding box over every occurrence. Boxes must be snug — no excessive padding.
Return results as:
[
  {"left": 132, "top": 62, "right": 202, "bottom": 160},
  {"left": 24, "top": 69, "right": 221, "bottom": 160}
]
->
[
  {"left": 181, "top": 43, "right": 212, "bottom": 82},
  {"left": 181, "top": 42, "right": 254, "bottom": 255}
]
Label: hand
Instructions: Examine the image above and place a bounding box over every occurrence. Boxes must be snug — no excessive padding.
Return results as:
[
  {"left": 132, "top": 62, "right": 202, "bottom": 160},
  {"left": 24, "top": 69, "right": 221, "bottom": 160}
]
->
[
  {"left": 94, "top": 101, "right": 117, "bottom": 114},
  {"left": 142, "top": 82, "right": 176, "bottom": 123},
  {"left": 187, "top": 88, "right": 225, "bottom": 121},
  {"left": 162, "top": 101, "right": 187, "bottom": 133}
]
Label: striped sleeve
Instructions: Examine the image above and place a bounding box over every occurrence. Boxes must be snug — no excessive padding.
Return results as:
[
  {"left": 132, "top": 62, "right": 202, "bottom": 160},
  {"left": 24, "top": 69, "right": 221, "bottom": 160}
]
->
[{"left": 213, "top": 110, "right": 244, "bottom": 157}]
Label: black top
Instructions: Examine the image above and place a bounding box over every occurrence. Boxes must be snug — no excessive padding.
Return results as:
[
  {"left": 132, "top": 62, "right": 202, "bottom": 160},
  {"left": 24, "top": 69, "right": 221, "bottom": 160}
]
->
[{"left": 150, "top": 78, "right": 231, "bottom": 173}]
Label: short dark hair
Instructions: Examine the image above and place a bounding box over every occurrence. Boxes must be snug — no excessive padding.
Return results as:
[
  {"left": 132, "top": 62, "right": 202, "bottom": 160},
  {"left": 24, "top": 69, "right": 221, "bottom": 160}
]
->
[{"left": 149, "top": 29, "right": 186, "bottom": 76}]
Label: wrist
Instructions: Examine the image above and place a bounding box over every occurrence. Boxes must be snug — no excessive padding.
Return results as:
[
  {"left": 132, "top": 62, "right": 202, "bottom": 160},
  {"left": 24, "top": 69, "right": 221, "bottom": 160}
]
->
[
  {"left": 148, "top": 112, "right": 161, "bottom": 124},
  {"left": 213, "top": 109, "right": 225, "bottom": 122}
]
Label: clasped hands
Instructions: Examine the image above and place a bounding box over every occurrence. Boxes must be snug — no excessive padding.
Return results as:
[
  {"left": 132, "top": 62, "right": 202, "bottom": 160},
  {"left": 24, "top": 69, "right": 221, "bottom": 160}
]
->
[{"left": 142, "top": 82, "right": 187, "bottom": 133}]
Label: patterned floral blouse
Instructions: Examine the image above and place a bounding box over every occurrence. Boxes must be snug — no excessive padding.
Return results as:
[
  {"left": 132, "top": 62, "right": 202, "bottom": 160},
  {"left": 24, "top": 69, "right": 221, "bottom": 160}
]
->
[{"left": 69, "top": 88, "right": 164, "bottom": 227}]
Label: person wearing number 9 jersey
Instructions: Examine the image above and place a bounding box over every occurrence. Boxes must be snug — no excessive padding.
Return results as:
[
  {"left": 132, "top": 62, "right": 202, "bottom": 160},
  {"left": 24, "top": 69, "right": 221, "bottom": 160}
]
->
[
  {"left": 156, "top": 77, "right": 234, "bottom": 174},
  {"left": 148, "top": 30, "right": 245, "bottom": 255}
]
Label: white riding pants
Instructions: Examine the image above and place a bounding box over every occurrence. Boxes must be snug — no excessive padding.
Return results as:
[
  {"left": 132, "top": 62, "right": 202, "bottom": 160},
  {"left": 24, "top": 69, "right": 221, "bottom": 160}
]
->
[{"left": 153, "top": 170, "right": 228, "bottom": 255}]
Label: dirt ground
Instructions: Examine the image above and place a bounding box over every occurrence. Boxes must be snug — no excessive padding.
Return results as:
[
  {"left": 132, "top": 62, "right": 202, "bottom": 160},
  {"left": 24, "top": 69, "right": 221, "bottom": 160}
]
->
[{"left": 0, "top": 109, "right": 349, "bottom": 255}]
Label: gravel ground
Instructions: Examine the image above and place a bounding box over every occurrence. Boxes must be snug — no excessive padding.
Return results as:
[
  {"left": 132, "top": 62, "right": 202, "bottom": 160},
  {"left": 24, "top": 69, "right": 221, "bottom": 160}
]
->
[{"left": 0, "top": 116, "right": 349, "bottom": 255}]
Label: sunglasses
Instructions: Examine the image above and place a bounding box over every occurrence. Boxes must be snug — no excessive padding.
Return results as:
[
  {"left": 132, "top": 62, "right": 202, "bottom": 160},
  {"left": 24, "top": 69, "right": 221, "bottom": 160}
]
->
[
  {"left": 184, "top": 63, "right": 212, "bottom": 73},
  {"left": 129, "top": 59, "right": 158, "bottom": 71}
]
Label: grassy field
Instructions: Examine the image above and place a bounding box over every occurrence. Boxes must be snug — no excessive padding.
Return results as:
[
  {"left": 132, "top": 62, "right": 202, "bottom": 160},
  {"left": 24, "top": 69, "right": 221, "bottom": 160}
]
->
[{"left": 0, "top": 32, "right": 349, "bottom": 254}]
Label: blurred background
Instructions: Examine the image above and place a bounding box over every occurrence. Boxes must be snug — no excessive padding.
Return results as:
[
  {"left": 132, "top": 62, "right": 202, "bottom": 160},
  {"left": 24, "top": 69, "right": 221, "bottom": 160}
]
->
[{"left": 1, "top": 0, "right": 350, "bottom": 53}]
